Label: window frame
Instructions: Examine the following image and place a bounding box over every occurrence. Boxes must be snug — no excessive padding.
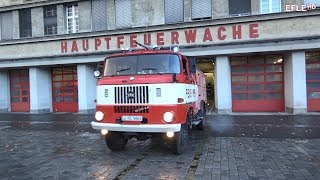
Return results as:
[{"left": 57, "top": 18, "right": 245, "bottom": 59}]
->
[
  {"left": 44, "top": 5, "right": 58, "bottom": 36},
  {"left": 19, "top": 8, "right": 32, "bottom": 38},
  {"left": 164, "top": 0, "right": 184, "bottom": 24},
  {"left": 66, "top": 4, "right": 79, "bottom": 34},
  {"left": 260, "top": 0, "right": 282, "bottom": 14}
]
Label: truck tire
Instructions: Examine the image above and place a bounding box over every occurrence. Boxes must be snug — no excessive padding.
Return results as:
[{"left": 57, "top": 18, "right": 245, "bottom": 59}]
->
[
  {"left": 197, "top": 102, "right": 206, "bottom": 131},
  {"left": 105, "top": 132, "right": 128, "bottom": 151},
  {"left": 173, "top": 123, "right": 189, "bottom": 155}
]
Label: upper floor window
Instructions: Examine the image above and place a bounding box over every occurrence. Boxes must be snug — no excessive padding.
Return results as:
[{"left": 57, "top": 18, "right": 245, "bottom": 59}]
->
[
  {"left": 229, "top": 0, "right": 251, "bottom": 17},
  {"left": 44, "top": 5, "right": 57, "bottom": 35},
  {"left": 165, "top": 0, "right": 184, "bottom": 24},
  {"left": 115, "top": 0, "right": 131, "bottom": 28},
  {"left": 1, "top": 12, "right": 13, "bottom": 40},
  {"left": 19, "top": 9, "right": 32, "bottom": 38},
  {"left": 261, "top": 0, "right": 281, "bottom": 14},
  {"left": 305, "top": 0, "right": 320, "bottom": 7},
  {"left": 66, "top": 4, "right": 79, "bottom": 34},
  {"left": 191, "top": 0, "right": 212, "bottom": 20},
  {"left": 92, "top": 0, "right": 107, "bottom": 31}
]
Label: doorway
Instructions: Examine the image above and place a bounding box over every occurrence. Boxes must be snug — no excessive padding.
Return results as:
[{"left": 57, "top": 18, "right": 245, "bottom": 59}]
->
[{"left": 196, "top": 58, "right": 215, "bottom": 114}]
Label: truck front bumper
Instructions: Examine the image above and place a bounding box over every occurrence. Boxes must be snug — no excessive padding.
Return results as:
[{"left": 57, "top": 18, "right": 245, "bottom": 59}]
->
[{"left": 91, "top": 122, "right": 181, "bottom": 133}]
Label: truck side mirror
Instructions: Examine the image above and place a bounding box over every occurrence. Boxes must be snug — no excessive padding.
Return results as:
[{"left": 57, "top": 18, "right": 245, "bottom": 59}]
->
[
  {"left": 94, "top": 63, "right": 103, "bottom": 79},
  {"left": 189, "top": 57, "right": 197, "bottom": 74}
]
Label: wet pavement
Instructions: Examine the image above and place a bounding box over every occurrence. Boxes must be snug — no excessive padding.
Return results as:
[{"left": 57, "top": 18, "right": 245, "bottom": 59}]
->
[{"left": 0, "top": 113, "right": 320, "bottom": 179}]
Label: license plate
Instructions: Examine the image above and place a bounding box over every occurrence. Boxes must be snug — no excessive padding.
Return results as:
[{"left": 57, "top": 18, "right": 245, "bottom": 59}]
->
[{"left": 121, "top": 116, "right": 143, "bottom": 121}]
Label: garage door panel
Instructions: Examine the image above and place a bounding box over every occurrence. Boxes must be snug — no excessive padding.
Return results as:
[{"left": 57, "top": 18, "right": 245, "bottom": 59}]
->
[
  {"left": 231, "top": 55, "right": 284, "bottom": 112},
  {"left": 306, "top": 52, "right": 320, "bottom": 111},
  {"left": 233, "top": 100, "right": 285, "bottom": 112},
  {"left": 52, "top": 66, "right": 78, "bottom": 112}
]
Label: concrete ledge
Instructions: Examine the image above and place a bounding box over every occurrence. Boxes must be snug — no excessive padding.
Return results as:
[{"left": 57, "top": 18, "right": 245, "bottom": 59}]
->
[
  {"left": 30, "top": 108, "right": 51, "bottom": 114},
  {"left": 0, "top": 108, "right": 8, "bottom": 112},
  {"left": 286, "top": 107, "right": 307, "bottom": 114},
  {"left": 215, "top": 108, "right": 232, "bottom": 114},
  {"left": 78, "top": 109, "right": 95, "bottom": 114}
]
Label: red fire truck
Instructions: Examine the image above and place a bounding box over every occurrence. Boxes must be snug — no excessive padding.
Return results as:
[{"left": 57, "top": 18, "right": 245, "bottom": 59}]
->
[{"left": 91, "top": 43, "right": 207, "bottom": 154}]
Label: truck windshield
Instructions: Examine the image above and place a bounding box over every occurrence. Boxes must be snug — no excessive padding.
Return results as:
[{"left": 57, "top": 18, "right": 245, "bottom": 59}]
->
[{"left": 104, "top": 54, "right": 181, "bottom": 76}]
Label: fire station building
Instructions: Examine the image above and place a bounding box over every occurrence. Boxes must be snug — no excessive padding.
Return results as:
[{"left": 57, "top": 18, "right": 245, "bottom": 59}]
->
[{"left": 0, "top": 0, "right": 319, "bottom": 114}]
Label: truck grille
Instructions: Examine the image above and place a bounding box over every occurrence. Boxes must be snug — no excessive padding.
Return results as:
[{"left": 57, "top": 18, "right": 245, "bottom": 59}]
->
[
  {"left": 114, "top": 86, "right": 149, "bottom": 104},
  {"left": 114, "top": 106, "right": 149, "bottom": 113}
]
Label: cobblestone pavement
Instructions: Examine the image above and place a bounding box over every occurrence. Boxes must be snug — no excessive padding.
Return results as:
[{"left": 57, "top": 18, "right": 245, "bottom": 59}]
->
[{"left": 0, "top": 114, "right": 320, "bottom": 180}]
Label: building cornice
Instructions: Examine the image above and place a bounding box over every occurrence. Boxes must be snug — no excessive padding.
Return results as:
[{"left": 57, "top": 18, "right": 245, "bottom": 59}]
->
[{"left": 0, "top": 9, "right": 319, "bottom": 46}]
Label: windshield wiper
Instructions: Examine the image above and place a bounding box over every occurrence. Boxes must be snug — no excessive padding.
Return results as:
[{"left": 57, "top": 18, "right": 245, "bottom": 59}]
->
[
  {"left": 141, "top": 68, "right": 162, "bottom": 75},
  {"left": 111, "top": 68, "right": 132, "bottom": 77}
]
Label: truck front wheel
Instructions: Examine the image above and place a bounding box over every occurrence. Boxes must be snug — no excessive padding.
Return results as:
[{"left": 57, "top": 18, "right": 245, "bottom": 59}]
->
[
  {"left": 173, "top": 123, "right": 188, "bottom": 155},
  {"left": 105, "top": 132, "right": 128, "bottom": 151}
]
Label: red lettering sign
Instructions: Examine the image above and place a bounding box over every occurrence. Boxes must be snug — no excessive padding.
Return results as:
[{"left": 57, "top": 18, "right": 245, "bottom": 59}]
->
[
  {"left": 157, "top": 32, "right": 164, "bottom": 46},
  {"left": 82, "top": 39, "right": 89, "bottom": 51},
  {"left": 232, "top": 25, "right": 242, "bottom": 39},
  {"left": 117, "top": 36, "right": 124, "bottom": 49},
  {"left": 71, "top": 40, "right": 78, "bottom": 52},
  {"left": 94, "top": 38, "right": 101, "bottom": 50},
  {"left": 249, "top": 23, "right": 259, "bottom": 38},
  {"left": 184, "top": 29, "right": 197, "bottom": 43},
  {"left": 171, "top": 31, "right": 179, "bottom": 44},
  {"left": 104, "top": 37, "right": 111, "bottom": 49},
  {"left": 61, "top": 41, "right": 67, "bottom": 53},
  {"left": 144, "top": 34, "right": 151, "bottom": 45},
  {"left": 217, "top": 26, "right": 227, "bottom": 40},
  {"left": 203, "top": 28, "right": 213, "bottom": 42},
  {"left": 130, "top": 35, "right": 137, "bottom": 48}
]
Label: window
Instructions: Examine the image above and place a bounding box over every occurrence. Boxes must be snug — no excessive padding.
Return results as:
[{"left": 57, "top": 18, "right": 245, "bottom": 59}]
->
[
  {"left": 19, "top": 9, "right": 32, "bottom": 38},
  {"left": 191, "top": 0, "right": 212, "bottom": 20},
  {"left": 229, "top": 0, "right": 251, "bottom": 17},
  {"left": 44, "top": 5, "right": 57, "bottom": 35},
  {"left": 115, "top": 0, "right": 131, "bottom": 28},
  {"left": 1, "top": 12, "right": 13, "bottom": 40},
  {"left": 165, "top": 0, "right": 183, "bottom": 24},
  {"left": 66, "top": 4, "right": 79, "bottom": 34},
  {"left": 104, "top": 54, "right": 181, "bottom": 76},
  {"left": 92, "top": 0, "right": 107, "bottom": 31},
  {"left": 305, "top": 0, "right": 320, "bottom": 7},
  {"left": 261, "top": 0, "right": 281, "bottom": 14}
]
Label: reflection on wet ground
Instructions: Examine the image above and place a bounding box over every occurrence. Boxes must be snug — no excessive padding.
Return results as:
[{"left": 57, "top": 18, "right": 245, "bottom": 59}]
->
[
  {"left": 1, "top": 114, "right": 320, "bottom": 139},
  {"left": 0, "top": 113, "right": 320, "bottom": 179}
]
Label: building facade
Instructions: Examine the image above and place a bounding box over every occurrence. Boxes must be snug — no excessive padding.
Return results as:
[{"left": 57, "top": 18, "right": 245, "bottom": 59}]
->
[{"left": 0, "top": 0, "right": 319, "bottom": 114}]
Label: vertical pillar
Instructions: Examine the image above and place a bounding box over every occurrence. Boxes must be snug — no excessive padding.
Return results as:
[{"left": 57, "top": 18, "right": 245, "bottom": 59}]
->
[
  {"left": 251, "top": 0, "right": 260, "bottom": 15},
  {"left": 57, "top": 4, "right": 65, "bottom": 35},
  {"left": 214, "top": 56, "right": 232, "bottom": 114},
  {"left": 184, "top": 0, "right": 191, "bottom": 22},
  {"left": 284, "top": 51, "right": 307, "bottom": 114},
  {"left": 106, "top": 0, "right": 116, "bottom": 30},
  {"left": 0, "top": 70, "right": 10, "bottom": 112},
  {"left": 31, "top": 7, "right": 44, "bottom": 37},
  {"left": 29, "top": 67, "right": 52, "bottom": 114},
  {"left": 213, "top": 0, "right": 229, "bottom": 18},
  {"left": 12, "top": 10, "right": 19, "bottom": 39},
  {"left": 78, "top": 1, "right": 92, "bottom": 33},
  {"left": 77, "top": 64, "right": 97, "bottom": 114}
]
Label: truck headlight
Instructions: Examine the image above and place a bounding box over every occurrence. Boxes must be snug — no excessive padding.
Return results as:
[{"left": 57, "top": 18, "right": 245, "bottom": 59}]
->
[
  {"left": 95, "top": 111, "right": 104, "bottom": 121},
  {"left": 163, "top": 112, "right": 174, "bottom": 123}
]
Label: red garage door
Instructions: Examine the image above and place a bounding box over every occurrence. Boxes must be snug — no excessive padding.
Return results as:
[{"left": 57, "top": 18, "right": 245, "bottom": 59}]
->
[
  {"left": 306, "top": 52, "right": 320, "bottom": 112},
  {"left": 231, "top": 55, "right": 284, "bottom": 112},
  {"left": 52, "top": 66, "right": 78, "bottom": 112},
  {"left": 9, "top": 69, "right": 30, "bottom": 112}
]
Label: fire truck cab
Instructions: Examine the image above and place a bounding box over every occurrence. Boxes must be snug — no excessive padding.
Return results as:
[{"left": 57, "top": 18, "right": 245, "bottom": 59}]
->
[{"left": 91, "top": 43, "right": 207, "bottom": 154}]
